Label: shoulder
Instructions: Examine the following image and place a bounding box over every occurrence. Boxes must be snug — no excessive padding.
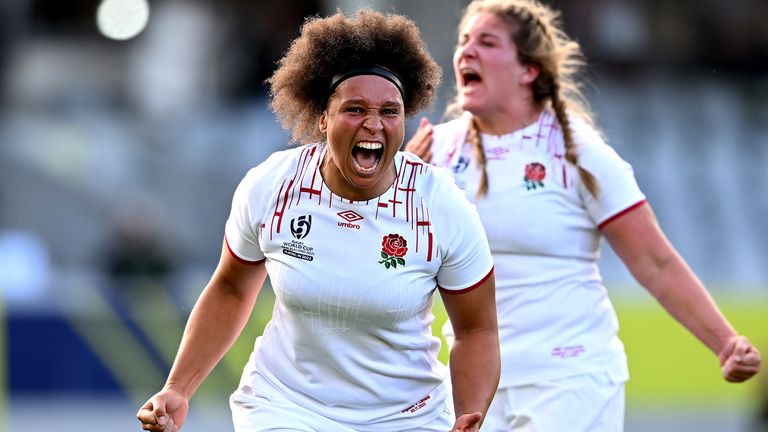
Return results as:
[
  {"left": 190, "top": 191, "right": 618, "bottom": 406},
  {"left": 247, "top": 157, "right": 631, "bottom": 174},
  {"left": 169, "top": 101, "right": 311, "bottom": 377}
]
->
[
  {"left": 236, "top": 143, "right": 320, "bottom": 201},
  {"left": 426, "top": 114, "right": 471, "bottom": 168},
  {"left": 395, "top": 151, "right": 469, "bottom": 213},
  {"left": 566, "top": 114, "right": 628, "bottom": 170},
  {"left": 432, "top": 114, "right": 471, "bottom": 149},
  {"left": 245, "top": 144, "right": 318, "bottom": 182},
  {"left": 432, "top": 115, "right": 469, "bottom": 140},
  {"left": 398, "top": 151, "right": 456, "bottom": 186},
  {"left": 262, "top": 143, "right": 318, "bottom": 171}
]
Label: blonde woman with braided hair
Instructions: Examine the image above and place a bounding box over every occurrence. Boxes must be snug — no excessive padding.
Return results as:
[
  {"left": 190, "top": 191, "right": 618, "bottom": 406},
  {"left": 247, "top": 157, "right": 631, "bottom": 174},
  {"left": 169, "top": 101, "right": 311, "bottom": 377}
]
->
[{"left": 406, "top": 0, "right": 761, "bottom": 430}]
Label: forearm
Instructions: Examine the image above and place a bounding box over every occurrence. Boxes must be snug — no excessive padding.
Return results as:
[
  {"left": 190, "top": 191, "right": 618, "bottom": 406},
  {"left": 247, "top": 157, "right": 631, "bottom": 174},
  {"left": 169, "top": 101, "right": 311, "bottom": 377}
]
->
[
  {"left": 164, "top": 282, "right": 258, "bottom": 398},
  {"left": 604, "top": 205, "right": 738, "bottom": 356},
  {"left": 639, "top": 253, "right": 736, "bottom": 355},
  {"left": 449, "top": 327, "right": 500, "bottom": 419}
]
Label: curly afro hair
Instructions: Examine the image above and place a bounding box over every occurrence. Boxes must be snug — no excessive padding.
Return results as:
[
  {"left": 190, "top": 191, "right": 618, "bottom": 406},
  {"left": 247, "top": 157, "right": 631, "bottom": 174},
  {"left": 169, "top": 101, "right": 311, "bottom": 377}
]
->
[{"left": 267, "top": 8, "right": 442, "bottom": 144}]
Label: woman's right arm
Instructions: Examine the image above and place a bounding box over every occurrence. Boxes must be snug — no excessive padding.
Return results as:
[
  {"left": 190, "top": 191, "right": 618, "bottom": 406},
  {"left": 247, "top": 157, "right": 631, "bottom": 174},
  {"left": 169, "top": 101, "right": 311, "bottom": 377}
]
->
[
  {"left": 136, "top": 239, "right": 268, "bottom": 432},
  {"left": 603, "top": 203, "right": 761, "bottom": 382}
]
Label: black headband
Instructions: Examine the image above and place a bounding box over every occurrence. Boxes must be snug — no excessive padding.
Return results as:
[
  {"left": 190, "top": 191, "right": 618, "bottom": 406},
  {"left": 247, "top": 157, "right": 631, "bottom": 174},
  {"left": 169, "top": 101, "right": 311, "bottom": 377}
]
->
[{"left": 328, "top": 66, "right": 405, "bottom": 100}]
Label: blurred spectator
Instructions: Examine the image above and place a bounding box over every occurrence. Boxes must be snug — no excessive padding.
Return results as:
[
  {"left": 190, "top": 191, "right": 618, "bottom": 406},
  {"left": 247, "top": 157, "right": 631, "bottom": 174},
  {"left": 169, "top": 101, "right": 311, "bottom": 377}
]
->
[{"left": 100, "top": 199, "right": 176, "bottom": 290}]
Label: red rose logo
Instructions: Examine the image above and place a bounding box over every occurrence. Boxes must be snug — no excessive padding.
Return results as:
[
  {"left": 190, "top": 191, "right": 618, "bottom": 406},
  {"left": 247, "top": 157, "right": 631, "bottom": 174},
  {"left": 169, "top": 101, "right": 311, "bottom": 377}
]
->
[
  {"left": 382, "top": 234, "right": 407, "bottom": 257},
  {"left": 379, "top": 233, "right": 407, "bottom": 269},
  {"left": 525, "top": 162, "right": 546, "bottom": 181},
  {"left": 523, "top": 162, "right": 546, "bottom": 190}
]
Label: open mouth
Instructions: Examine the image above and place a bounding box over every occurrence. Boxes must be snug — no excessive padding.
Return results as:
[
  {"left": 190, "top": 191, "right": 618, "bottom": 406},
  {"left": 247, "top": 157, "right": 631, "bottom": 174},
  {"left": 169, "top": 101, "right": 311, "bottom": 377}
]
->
[
  {"left": 352, "top": 141, "right": 384, "bottom": 174},
  {"left": 460, "top": 68, "right": 482, "bottom": 87}
]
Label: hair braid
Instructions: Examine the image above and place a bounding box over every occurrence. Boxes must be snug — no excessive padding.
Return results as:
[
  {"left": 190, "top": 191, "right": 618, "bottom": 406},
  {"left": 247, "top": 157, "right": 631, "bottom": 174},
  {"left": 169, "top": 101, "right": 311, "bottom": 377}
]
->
[
  {"left": 551, "top": 82, "right": 599, "bottom": 196},
  {"left": 468, "top": 117, "right": 489, "bottom": 198}
]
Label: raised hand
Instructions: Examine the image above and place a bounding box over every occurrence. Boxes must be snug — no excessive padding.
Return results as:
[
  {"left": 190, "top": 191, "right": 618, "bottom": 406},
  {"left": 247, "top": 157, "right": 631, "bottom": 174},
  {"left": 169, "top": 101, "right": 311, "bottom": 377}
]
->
[
  {"left": 136, "top": 388, "right": 189, "bottom": 432},
  {"left": 719, "top": 335, "right": 762, "bottom": 382},
  {"left": 451, "top": 411, "right": 483, "bottom": 432}
]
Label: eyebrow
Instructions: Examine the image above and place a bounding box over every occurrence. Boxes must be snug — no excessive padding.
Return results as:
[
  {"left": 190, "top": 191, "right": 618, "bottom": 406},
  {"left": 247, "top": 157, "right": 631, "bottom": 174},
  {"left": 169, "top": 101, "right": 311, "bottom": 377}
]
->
[
  {"left": 340, "top": 98, "right": 403, "bottom": 107},
  {"left": 460, "top": 30, "right": 504, "bottom": 40}
]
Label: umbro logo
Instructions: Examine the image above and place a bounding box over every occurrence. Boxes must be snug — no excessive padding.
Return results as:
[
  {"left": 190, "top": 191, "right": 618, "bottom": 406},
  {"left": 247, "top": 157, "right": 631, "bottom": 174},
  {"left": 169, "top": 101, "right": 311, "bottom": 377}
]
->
[
  {"left": 486, "top": 146, "right": 509, "bottom": 160},
  {"left": 337, "top": 210, "right": 363, "bottom": 229}
]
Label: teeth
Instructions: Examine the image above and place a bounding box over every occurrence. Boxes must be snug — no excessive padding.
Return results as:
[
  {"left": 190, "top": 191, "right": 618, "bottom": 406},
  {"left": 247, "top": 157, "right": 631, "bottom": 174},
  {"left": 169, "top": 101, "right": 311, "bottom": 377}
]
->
[
  {"left": 356, "top": 142, "right": 383, "bottom": 150},
  {"left": 353, "top": 159, "right": 379, "bottom": 174}
]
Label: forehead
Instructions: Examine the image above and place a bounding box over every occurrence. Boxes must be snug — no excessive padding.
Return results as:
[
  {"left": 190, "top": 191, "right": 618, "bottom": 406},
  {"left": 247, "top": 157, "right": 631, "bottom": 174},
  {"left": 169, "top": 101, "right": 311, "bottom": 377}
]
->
[
  {"left": 461, "top": 11, "right": 511, "bottom": 37},
  {"left": 331, "top": 75, "right": 403, "bottom": 105}
]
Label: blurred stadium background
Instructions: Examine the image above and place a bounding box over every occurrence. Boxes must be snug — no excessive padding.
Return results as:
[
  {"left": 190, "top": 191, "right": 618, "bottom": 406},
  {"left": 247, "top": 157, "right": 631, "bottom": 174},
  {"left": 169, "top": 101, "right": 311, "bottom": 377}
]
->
[{"left": 0, "top": 0, "right": 766, "bottom": 431}]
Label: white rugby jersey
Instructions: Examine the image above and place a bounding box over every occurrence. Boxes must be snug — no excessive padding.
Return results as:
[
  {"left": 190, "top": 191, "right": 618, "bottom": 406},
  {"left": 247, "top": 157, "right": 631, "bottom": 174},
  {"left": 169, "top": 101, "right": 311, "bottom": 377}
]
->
[
  {"left": 224, "top": 143, "right": 493, "bottom": 430},
  {"left": 431, "top": 110, "right": 646, "bottom": 387}
]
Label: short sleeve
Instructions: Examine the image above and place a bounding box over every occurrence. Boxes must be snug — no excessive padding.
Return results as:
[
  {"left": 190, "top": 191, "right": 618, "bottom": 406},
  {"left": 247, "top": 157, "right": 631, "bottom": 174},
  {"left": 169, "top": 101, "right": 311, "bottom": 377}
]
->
[
  {"left": 224, "top": 159, "right": 278, "bottom": 263},
  {"left": 430, "top": 115, "right": 470, "bottom": 170},
  {"left": 431, "top": 167, "right": 494, "bottom": 292},
  {"left": 575, "top": 126, "right": 646, "bottom": 227}
]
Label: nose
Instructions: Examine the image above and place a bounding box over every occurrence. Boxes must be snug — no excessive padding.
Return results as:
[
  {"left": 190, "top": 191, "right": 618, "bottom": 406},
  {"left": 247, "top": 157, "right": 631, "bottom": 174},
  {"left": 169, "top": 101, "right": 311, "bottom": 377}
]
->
[
  {"left": 362, "top": 113, "right": 384, "bottom": 133},
  {"left": 455, "top": 40, "right": 477, "bottom": 61}
]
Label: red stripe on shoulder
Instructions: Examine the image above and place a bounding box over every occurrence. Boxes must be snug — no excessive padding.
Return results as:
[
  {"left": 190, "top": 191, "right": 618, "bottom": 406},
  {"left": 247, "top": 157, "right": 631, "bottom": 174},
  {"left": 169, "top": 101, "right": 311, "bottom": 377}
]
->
[
  {"left": 598, "top": 199, "right": 647, "bottom": 230},
  {"left": 439, "top": 266, "right": 494, "bottom": 295},
  {"left": 224, "top": 235, "right": 266, "bottom": 266}
]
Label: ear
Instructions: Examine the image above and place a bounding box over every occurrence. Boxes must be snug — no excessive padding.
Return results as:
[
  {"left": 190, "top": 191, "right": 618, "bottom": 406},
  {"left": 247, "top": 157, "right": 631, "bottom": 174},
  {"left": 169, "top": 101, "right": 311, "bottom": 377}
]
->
[
  {"left": 521, "top": 64, "right": 540, "bottom": 85},
  {"left": 319, "top": 112, "right": 327, "bottom": 134}
]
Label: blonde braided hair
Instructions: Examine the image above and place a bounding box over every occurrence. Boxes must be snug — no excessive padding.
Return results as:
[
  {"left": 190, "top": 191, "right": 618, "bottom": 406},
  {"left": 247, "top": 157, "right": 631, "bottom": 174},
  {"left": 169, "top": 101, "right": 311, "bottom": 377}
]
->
[{"left": 467, "top": 117, "right": 489, "bottom": 196}]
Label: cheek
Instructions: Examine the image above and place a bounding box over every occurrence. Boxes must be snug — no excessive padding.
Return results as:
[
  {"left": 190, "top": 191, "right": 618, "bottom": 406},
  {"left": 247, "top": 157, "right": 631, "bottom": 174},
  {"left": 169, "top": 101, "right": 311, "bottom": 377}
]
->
[
  {"left": 386, "top": 120, "right": 405, "bottom": 141},
  {"left": 328, "top": 118, "right": 357, "bottom": 136},
  {"left": 486, "top": 67, "right": 515, "bottom": 92}
]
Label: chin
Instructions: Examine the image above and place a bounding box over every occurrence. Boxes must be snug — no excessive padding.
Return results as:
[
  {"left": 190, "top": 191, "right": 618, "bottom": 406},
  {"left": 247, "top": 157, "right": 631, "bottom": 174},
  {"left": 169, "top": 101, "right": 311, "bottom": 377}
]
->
[
  {"left": 347, "top": 173, "right": 377, "bottom": 188},
  {"left": 460, "top": 99, "right": 483, "bottom": 115}
]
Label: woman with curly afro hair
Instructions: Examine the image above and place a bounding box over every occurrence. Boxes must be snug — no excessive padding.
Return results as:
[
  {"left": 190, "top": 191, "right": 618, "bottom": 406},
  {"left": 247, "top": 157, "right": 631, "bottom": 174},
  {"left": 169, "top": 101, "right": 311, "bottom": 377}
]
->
[{"left": 138, "top": 9, "right": 500, "bottom": 432}]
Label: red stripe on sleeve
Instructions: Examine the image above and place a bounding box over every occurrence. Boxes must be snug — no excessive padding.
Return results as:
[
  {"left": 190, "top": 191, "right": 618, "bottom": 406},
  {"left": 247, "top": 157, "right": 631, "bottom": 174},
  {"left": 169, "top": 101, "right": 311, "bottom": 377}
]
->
[
  {"left": 597, "top": 199, "right": 647, "bottom": 230},
  {"left": 224, "top": 235, "right": 266, "bottom": 266},
  {"left": 438, "top": 266, "right": 494, "bottom": 295}
]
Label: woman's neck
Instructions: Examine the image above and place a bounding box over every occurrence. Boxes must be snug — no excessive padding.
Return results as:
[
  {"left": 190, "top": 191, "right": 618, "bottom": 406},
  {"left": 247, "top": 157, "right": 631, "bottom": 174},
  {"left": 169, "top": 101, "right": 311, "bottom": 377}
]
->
[{"left": 472, "top": 103, "right": 542, "bottom": 136}]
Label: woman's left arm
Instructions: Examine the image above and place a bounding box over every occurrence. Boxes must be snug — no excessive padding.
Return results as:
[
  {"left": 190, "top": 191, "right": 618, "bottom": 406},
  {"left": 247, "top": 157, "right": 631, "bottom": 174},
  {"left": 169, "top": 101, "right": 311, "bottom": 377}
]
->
[
  {"left": 603, "top": 202, "right": 761, "bottom": 382},
  {"left": 441, "top": 273, "right": 500, "bottom": 430}
]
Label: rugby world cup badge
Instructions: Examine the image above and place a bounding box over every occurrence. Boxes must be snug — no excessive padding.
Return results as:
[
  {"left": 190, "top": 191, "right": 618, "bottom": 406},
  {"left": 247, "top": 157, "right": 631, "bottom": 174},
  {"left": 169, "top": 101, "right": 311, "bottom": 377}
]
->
[{"left": 283, "top": 215, "right": 314, "bottom": 261}]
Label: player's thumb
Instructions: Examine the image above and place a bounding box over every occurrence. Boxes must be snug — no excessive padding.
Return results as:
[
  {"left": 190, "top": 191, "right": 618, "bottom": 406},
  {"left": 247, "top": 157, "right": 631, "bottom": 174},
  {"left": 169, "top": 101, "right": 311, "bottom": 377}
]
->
[
  {"left": 153, "top": 404, "right": 168, "bottom": 426},
  {"left": 467, "top": 411, "right": 482, "bottom": 425}
]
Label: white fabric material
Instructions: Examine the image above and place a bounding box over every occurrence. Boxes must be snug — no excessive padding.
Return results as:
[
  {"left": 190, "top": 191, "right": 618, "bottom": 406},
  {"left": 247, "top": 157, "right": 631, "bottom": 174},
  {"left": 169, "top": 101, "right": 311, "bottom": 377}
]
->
[
  {"left": 431, "top": 110, "right": 645, "bottom": 387},
  {"left": 230, "top": 377, "right": 454, "bottom": 432},
  {"left": 482, "top": 372, "right": 625, "bottom": 432},
  {"left": 225, "top": 143, "right": 493, "bottom": 430}
]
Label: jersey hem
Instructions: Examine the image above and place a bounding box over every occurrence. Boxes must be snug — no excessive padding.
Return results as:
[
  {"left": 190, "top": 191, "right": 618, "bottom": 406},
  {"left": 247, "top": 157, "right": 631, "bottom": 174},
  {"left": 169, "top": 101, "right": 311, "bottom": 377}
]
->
[
  {"left": 438, "top": 266, "right": 494, "bottom": 295},
  {"left": 240, "top": 365, "right": 451, "bottom": 432},
  {"left": 224, "top": 235, "right": 266, "bottom": 265},
  {"left": 597, "top": 199, "right": 647, "bottom": 230}
]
